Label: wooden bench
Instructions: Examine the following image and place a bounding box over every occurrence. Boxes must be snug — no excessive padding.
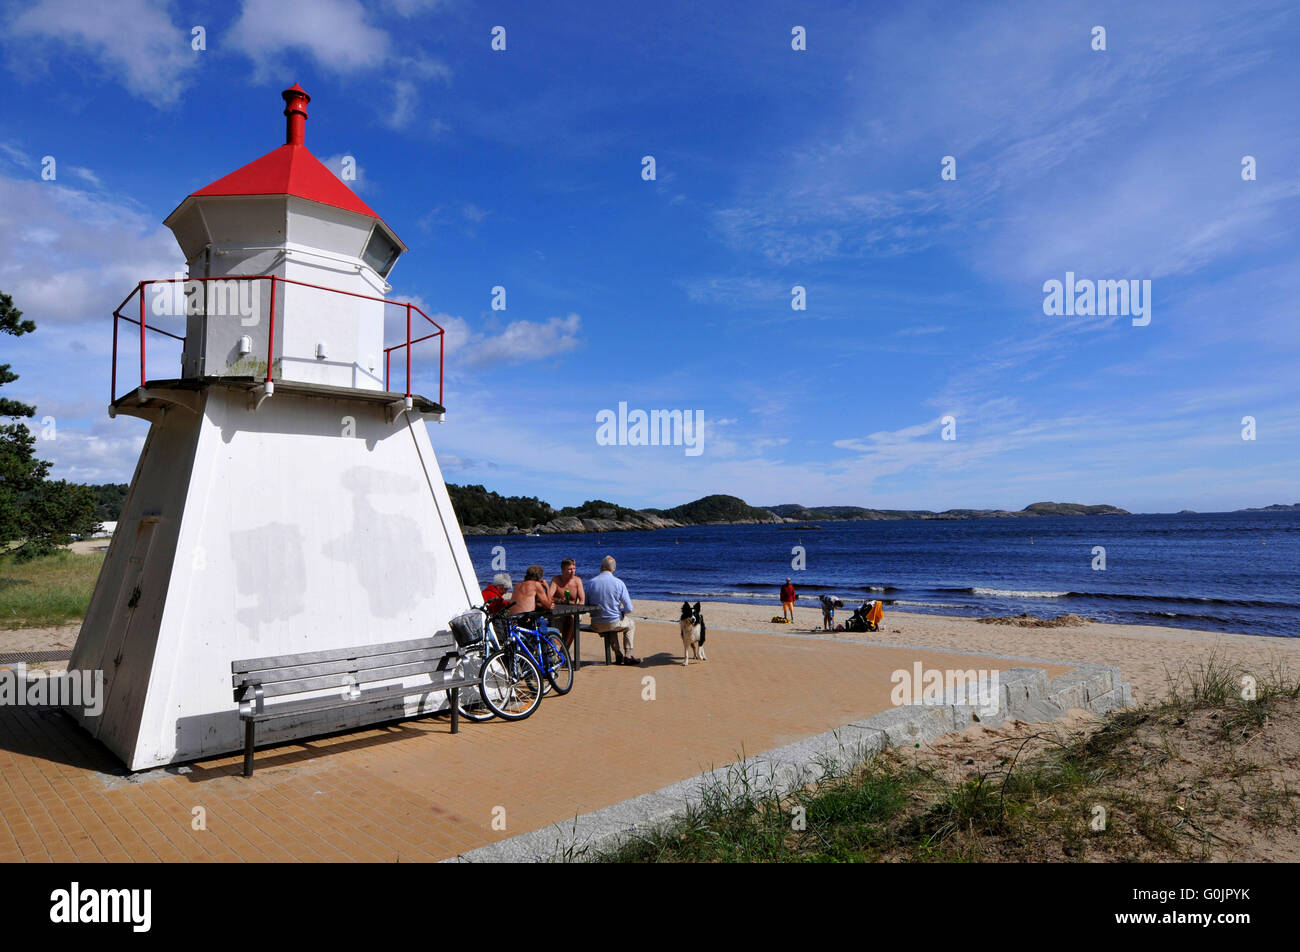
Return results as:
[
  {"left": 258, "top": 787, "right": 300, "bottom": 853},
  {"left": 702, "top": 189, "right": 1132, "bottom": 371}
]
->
[
  {"left": 231, "top": 634, "right": 474, "bottom": 777},
  {"left": 579, "top": 622, "right": 630, "bottom": 665}
]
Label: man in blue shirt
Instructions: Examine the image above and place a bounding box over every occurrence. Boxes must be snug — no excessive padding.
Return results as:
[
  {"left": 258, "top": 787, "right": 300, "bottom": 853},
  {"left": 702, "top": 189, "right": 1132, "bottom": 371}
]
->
[{"left": 586, "top": 556, "right": 640, "bottom": 665}]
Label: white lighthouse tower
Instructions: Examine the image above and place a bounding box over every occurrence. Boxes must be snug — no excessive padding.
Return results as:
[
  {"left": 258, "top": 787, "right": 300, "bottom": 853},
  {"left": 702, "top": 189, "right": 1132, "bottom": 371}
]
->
[{"left": 67, "top": 86, "right": 480, "bottom": 770}]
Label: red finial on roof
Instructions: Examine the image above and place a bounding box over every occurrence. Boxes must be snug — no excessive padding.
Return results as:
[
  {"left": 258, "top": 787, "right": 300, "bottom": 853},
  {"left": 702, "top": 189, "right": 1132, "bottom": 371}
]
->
[
  {"left": 179, "top": 83, "right": 396, "bottom": 227},
  {"left": 282, "top": 84, "right": 310, "bottom": 146}
]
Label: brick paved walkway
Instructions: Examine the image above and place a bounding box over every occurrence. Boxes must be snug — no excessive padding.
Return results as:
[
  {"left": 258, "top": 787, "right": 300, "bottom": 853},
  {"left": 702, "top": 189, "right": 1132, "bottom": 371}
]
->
[{"left": 0, "top": 621, "right": 1071, "bottom": 862}]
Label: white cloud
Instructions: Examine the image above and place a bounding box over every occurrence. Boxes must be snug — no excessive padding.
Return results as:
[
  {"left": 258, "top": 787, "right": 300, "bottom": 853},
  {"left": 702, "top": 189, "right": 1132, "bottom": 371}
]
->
[
  {"left": 69, "top": 166, "right": 102, "bottom": 188},
  {"left": 381, "top": 300, "right": 583, "bottom": 371},
  {"left": 450, "top": 312, "right": 583, "bottom": 367},
  {"left": 681, "top": 275, "right": 784, "bottom": 306},
  {"left": 320, "top": 153, "right": 368, "bottom": 192},
  {"left": 226, "top": 2, "right": 450, "bottom": 130},
  {"left": 0, "top": 176, "right": 183, "bottom": 325},
  {"left": 712, "top": 1, "right": 1300, "bottom": 281},
  {"left": 8, "top": 0, "right": 197, "bottom": 107},
  {"left": 382, "top": 55, "right": 452, "bottom": 129},
  {"left": 226, "top": 0, "right": 390, "bottom": 73},
  {"left": 0, "top": 142, "right": 33, "bottom": 169},
  {"left": 34, "top": 423, "right": 148, "bottom": 484},
  {"left": 382, "top": 0, "right": 454, "bottom": 15}
]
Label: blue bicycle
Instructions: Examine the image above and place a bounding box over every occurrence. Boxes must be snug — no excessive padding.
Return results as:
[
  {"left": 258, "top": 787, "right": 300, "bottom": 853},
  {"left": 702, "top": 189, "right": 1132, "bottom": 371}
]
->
[
  {"left": 508, "top": 613, "right": 574, "bottom": 696},
  {"left": 448, "top": 603, "right": 545, "bottom": 721}
]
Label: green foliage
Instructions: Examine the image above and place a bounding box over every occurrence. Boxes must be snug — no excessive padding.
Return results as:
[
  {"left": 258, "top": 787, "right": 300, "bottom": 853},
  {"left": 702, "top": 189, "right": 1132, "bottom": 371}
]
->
[
  {"left": 87, "top": 483, "right": 130, "bottom": 521},
  {"left": 768, "top": 501, "right": 1130, "bottom": 521},
  {"left": 446, "top": 483, "right": 554, "bottom": 529},
  {"left": 659, "top": 494, "right": 775, "bottom": 524},
  {"left": 1022, "top": 501, "right": 1128, "bottom": 516},
  {"left": 0, "top": 291, "right": 101, "bottom": 561},
  {"left": 556, "top": 499, "right": 642, "bottom": 521}
]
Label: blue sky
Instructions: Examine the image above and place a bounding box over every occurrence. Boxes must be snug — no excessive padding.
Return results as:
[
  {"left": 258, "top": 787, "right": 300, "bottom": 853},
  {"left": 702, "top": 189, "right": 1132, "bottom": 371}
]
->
[{"left": 1, "top": 0, "right": 1298, "bottom": 513}]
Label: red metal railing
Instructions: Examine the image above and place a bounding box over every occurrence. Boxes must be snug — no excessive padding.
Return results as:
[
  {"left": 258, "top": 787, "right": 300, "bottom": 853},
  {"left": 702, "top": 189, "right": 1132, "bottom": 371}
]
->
[{"left": 110, "top": 275, "right": 445, "bottom": 406}]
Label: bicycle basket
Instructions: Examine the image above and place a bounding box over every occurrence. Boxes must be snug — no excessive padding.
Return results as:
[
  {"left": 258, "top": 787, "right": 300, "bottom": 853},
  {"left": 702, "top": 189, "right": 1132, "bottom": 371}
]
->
[{"left": 449, "top": 610, "right": 486, "bottom": 647}]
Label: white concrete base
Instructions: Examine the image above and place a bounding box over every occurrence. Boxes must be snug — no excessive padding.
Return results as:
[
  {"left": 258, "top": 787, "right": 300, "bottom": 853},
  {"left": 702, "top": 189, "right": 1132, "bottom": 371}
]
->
[{"left": 67, "top": 383, "right": 477, "bottom": 770}]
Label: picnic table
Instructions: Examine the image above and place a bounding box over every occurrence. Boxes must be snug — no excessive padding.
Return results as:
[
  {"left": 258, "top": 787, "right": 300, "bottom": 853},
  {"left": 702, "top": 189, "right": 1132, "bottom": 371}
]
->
[{"left": 519, "top": 603, "right": 595, "bottom": 675}]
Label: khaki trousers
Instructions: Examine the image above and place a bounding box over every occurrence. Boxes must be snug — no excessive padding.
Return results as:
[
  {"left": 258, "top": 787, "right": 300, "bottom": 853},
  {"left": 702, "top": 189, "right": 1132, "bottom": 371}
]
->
[{"left": 591, "top": 617, "right": 635, "bottom": 655}]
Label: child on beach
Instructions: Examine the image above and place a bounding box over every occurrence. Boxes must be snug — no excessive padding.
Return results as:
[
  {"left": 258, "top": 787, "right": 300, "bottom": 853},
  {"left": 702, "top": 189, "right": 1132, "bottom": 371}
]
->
[{"left": 819, "top": 594, "right": 838, "bottom": 630}]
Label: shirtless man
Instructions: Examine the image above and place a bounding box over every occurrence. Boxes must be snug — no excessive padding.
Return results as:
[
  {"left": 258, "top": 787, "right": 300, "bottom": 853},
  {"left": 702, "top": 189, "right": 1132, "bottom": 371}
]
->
[
  {"left": 510, "top": 564, "right": 554, "bottom": 617},
  {"left": 549, "top": 558, "right": 585, "bottom": 650}
]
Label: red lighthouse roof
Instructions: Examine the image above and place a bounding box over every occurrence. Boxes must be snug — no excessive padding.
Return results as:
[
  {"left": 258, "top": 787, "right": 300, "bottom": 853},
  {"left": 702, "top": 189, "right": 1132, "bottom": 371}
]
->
[{"left": 188, "top": 84, "right": 382, "bottom": 221}]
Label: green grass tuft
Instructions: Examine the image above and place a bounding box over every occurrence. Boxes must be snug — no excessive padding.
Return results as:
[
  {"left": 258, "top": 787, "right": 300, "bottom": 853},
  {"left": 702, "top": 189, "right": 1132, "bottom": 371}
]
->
[{"left": 0, "top": 550, "right": 105, "bottom": 629}]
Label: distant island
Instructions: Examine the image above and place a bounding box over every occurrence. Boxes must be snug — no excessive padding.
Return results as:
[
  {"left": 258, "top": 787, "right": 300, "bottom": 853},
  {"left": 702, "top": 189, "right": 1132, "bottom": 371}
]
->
[
  {"left": 66, "top": 483, "right": 1296, "bottom": 534},
  {"left": 448, "top": 486, "right": 1131, "bottom": 535},
  {"left": 765, "top": 501, "right": 1129, "bottom": 522}
]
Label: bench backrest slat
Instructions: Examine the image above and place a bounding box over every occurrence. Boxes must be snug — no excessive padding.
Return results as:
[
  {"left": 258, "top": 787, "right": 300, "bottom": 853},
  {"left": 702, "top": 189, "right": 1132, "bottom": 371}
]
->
[
  {"left": 230, "top": 644, "right": 454, "bottom": 689},
  {"left": 247, "top": 660, "right": 452, "bottom": 699},
  {"left": 232, "top": 635, "right": 453, "bottom": 676}
]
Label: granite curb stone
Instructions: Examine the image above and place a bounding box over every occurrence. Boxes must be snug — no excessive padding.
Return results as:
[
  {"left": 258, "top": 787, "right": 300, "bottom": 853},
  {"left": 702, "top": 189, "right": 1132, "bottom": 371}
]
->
[{"left": 449, "top": 662, "right": 1134, "bottom": 863}]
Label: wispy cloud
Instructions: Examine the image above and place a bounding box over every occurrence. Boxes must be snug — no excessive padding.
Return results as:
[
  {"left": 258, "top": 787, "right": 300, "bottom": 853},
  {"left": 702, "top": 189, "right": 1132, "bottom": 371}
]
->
[
  {"left": 226, "top": 0, "right": 391, "bottom": 72},
  {"left": 226, "top": 0, "right": 451, "bottom": 130},
  {"left": 7, "top": 0, "right": 198, "bottom": 106},
  {"left": 0, "top": 176, "right": 182, "bottom": 325}
]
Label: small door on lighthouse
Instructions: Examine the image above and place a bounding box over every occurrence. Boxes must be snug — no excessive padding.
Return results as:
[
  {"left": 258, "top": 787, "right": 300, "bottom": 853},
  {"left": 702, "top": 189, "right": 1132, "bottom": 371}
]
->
[{"left": 94, "top": 517, "right": 163, "bottom": 732}]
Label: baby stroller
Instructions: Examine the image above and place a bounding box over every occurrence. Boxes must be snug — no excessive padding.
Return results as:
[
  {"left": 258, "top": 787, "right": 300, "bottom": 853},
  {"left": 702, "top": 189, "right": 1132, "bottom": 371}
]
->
[{"left": 846, "top": 600, "right": 883, "bottom": 633}]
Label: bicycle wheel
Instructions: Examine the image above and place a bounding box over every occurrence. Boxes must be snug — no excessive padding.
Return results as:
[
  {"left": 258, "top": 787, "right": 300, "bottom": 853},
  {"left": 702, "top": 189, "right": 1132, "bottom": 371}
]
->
[
  {"left": 540, "top": 632, "right": 574, "bottom": 695},
  {"left": 479, "top": 648, "right": 543, "bottom": 721},
  {"left": 451, "top": 655, "right": 494, "bottom": 721}
]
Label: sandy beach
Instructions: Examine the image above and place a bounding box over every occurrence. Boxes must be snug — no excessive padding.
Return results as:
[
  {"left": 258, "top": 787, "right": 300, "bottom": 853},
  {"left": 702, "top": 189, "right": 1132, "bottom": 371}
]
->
[
  {"left": 635, "top": 598, "right": 1300, "bottom": 705},
  {"left": 8, "top": 597, "right": 1298, "bottom": 707}
]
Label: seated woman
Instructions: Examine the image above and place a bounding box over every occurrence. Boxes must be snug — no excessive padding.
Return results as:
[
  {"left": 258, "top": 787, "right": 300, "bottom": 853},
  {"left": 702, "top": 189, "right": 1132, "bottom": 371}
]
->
[
  {"left": 510, "top": 564, "right": 554, "bottom": 620},
  {"left": 481, "top": 573, "right": 513, "bottom": 616}
]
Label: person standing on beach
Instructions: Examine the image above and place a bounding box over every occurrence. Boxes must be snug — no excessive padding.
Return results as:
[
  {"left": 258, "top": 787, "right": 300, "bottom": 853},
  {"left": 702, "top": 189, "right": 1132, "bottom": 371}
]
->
[
  {"left": 780, "top": 578, "right": 797, "bottom": 623},
  {"left": 549, "top": 558, "right": 585, "bottom": 651},
  {"left": 587, "top": 556, "right": 640, "bottom": 665}
]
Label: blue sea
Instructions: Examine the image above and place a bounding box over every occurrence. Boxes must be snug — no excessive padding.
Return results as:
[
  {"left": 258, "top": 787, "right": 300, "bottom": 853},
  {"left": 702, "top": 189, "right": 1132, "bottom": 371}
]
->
[{"left": 464, "top": 511, "right": 1300, "bottom": 639}]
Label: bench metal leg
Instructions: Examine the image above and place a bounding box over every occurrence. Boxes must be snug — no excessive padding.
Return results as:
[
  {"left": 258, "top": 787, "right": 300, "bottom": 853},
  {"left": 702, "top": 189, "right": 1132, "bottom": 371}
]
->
[
  {"left": 450, "top": 687, "right": 459, "bottom": 734},
  {"left": 243, "top": 720, "right": 255, "bottom": 778},
  {"left": 603, "top": 633, "right": 613, "bottom": 665},
  {"left": 573, "top": 627, "right": 580, "bottom": 676}
]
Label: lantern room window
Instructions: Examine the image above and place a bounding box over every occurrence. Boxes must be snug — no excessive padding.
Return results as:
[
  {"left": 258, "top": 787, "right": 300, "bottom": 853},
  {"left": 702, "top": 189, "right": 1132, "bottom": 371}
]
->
[{"left": 362, "top": 225, "right": 400, "bottom": 277}]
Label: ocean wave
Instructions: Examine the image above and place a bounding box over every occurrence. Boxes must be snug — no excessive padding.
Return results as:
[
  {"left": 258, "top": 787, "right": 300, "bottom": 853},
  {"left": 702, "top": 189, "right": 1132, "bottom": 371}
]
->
[
  {"left": 726, "top": 582, "right": 900, "bottom": 594},
  {"left": 1073, "top": 591, "right": 1292, "bottom": 610},
  {"left": 936, "top": 587, "right": 1292, "bottom": 610},
  {"left": 668, "top": 590, "right": 774, "bottom": 600},
  {"left": 970, "top": 587, "right": 1068, "bottom": 599}
]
